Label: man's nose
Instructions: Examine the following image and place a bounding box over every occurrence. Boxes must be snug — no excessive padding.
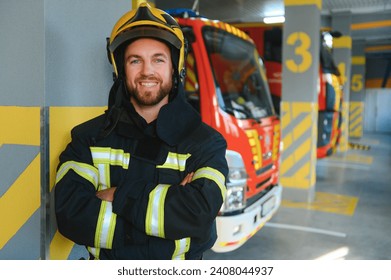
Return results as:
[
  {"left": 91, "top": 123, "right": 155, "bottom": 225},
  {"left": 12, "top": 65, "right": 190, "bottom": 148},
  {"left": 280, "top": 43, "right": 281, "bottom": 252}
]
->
[{"left": 141, "top": 61, "right": 154, "bottom": 75}]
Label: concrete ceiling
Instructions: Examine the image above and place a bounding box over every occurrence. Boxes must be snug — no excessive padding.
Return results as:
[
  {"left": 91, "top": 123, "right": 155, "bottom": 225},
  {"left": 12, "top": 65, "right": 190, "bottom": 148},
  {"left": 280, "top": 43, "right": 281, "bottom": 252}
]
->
[{"left": 156, "top": 0, "right": 391, "bottom": 59}]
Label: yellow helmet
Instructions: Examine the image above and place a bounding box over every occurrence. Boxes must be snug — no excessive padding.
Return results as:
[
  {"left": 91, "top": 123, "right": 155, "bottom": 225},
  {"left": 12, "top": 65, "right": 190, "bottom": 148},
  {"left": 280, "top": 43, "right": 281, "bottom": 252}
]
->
[{"left": 107, "top": 2, "right": 185, "bottom": 79}]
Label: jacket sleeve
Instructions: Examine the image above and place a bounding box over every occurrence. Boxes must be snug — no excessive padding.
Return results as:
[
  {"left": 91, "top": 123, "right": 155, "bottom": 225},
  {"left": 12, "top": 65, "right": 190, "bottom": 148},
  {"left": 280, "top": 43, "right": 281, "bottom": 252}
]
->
[
  {"left": 112, "top": 131, "right": 228, "bottom": 242},
  {"left": 54, "top": 125, "right": 125, "bottom": 249}
]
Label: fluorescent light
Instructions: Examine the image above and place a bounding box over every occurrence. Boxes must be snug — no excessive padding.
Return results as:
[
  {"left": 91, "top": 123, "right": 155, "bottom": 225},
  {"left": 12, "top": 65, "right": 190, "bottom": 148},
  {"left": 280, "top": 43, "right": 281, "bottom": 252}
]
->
[{"left": 263, "top": 16, "right": 285, "bottom": 24}]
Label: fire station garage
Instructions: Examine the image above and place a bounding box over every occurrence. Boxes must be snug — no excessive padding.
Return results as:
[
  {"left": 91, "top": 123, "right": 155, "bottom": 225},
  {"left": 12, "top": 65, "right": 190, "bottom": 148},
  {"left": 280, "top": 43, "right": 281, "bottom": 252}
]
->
[
  {"left": 157, "top": 0, "right": 391, "bottom": 260},
  {"left": 0, "top": 0, "right": 390, "bottom": 262}
]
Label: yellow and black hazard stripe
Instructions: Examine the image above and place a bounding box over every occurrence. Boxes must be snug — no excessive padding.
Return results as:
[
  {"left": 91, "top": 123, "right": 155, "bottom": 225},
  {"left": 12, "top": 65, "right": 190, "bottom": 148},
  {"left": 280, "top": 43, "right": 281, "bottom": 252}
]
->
[
  {"left": 204, "top": 20, "right": 251, "bottom": 42},
  {"left": 280, "top": 102, "right": 318, "bottom": 189},
  {"left": 338, "top": 102, "right": 350, "bottom": 152},
  {"left": 0, "top": 106, "right": 41, "bottom": 258},
  {"left": 349, "top": 102, "right": 364, "bottom": 138},
  {"left": 348, "top": 142, "right": 371, "bottom": 151},
  {"left": 184, "top": 53, "right": 198, "bottom": 92}
]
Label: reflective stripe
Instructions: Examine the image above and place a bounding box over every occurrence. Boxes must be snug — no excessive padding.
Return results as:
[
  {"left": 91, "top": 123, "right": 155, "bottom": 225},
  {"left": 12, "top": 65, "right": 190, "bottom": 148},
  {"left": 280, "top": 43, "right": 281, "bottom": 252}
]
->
[
  {"left": 95, "top": 162, "right": 110, "bottom": 191},
  {"left": 157, "top": 152, "right": 191, "bottom": 171},
  {"left": 95, "top": 200, "right": 117, "bottom": 249},
  {"left": 90, "top": 147, "right": 130, "bottom": 169},
  {"left": 87, "top": 247, "right": 100, "bottom": 260},
  {"left": 89, "top": 147, "right": 124, "bottom": 249},
  {"left": 192, "top": 167, "right": 226, "bottom": 200},
  {"left": 172, "top": 237, "right": 191, "bottom": 260},
  {"left": 55, "top": 160, "right": 99, "bottom": 189},
  {"left": 145, "top": 184, "right": 170, "bottom": 238}
]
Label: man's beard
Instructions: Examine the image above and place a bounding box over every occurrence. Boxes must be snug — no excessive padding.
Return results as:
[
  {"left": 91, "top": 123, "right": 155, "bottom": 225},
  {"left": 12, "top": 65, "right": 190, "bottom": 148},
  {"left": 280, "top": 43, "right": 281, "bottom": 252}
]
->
[{"left": 127, "top": 79, "right": 172, "bottom": 106}]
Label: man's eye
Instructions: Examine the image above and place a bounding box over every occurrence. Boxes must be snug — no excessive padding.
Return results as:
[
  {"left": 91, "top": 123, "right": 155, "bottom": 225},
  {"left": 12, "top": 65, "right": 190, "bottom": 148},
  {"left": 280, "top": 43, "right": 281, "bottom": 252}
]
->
[{"left": 129, "top": 59, "right": 140, "bottom": 64}]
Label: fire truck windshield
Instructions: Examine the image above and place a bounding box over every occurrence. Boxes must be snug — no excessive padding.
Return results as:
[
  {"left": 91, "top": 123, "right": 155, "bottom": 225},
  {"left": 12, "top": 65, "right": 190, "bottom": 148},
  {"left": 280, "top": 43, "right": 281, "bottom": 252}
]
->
[{"left": 203, "top": 27, "right": 275, "bottom": 120}]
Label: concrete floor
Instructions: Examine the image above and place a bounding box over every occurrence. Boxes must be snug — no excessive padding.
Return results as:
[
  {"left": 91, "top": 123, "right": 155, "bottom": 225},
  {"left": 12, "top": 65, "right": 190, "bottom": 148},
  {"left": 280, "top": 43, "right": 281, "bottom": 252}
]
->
[{"left": 205, "top": 132, "right": 391, "bottom": 260}]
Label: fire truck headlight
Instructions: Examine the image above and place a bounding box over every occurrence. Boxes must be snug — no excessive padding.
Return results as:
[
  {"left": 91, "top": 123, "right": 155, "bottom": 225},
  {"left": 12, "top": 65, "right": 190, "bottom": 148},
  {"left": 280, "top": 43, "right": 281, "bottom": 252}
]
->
[
  {"left": 221, "top": 150, "right": 247, "bottom": 213},
  {"left": 221, "top": 183, "right": 246, "bottom": 213}
]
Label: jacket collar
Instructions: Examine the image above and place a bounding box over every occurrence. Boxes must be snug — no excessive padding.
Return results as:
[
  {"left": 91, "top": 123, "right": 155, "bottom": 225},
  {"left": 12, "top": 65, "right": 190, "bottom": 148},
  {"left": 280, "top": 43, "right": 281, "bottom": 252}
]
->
[{"left": 117, "top": 84, "right": 201, "bottom": 146}]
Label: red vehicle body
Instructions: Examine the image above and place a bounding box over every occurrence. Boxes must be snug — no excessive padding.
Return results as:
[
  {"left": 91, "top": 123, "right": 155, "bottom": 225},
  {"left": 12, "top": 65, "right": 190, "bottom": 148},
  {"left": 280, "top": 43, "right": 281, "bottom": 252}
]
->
[
  {"left": 167, "top": 9, "right": 282, "bottom": 252},
  {"left": 234, "top": 24, "right": 343, "bottom": 158}
]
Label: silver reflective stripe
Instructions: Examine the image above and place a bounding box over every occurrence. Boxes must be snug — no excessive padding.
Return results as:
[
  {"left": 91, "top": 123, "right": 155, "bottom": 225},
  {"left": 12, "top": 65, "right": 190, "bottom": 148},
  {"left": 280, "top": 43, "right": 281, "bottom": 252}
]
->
[
  {"left": 145, "top": 184, "right": 170, "bottom": 238},
  {"left": 95, "top": 163, "right": 110, "bottom": 191},
  {"left": 89, "top": 147, "right": 125, "bottom": 249},
  {"left": 55, "top": 160, "right": 99, "bottom": 189},
  {"left": 192, "top": 167, "right": 226, "bottom": 200},
  {"left": 172, "top": 237, "right": 191, "bottom": 260},
  {"left": 90, "top": 147, "right": 130, "bottom": 169},
  {"left": 87, "top": 247, "right": 100, "bottom": 260},
  {"left": 95, "top": 201, "right": 117, "bottom": 249},
  {"left": 157, "top": 152, "right": 191, "bottom": 171}
]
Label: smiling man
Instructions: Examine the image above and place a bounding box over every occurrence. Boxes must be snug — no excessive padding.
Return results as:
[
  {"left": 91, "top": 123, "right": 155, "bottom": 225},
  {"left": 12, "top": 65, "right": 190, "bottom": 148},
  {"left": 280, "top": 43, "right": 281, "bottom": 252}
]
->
[{"left": 54, "top": 3, "right": 228, "bottom": 260}]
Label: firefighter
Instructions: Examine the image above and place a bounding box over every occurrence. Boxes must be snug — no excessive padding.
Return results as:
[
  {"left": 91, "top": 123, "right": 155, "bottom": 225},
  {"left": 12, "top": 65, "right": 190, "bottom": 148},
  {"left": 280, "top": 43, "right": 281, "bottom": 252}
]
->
[{"left": 54, "top": 3, "right": 228, "bottom": 260}]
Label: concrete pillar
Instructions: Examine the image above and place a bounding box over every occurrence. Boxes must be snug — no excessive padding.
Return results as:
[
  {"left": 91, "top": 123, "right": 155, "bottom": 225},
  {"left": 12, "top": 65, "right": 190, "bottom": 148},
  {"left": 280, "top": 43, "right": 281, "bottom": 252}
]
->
[
  {"left": 46, "top": 0, "right": 130, "bottom": 260},
  {"left": 0, "top": 0, "right": 130, "bottom": 260},
  {"left": 0, "top": 0, "right": 44, "bottom": 260},
  {"left": 280, "top": 0, "right": 321, "bottom": 202},
  {"left": 349, "top": 40, "right": 366, "bottom": 138},
  {"left": 331, "top": 12, "right": 352, "bottom": 151}
]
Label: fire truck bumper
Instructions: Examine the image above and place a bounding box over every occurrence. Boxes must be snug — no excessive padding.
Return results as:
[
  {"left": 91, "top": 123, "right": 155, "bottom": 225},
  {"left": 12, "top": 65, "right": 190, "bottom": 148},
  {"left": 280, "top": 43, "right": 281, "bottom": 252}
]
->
[{"left": 212, "top": 184, "right": 282, "bottom": 253}]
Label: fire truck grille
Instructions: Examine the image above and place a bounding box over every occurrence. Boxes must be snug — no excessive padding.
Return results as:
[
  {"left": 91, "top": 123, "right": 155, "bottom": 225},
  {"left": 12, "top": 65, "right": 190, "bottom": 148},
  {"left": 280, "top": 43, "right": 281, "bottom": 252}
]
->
[
  {"left": 255, "top": 177, "right": 272, "bottom": 189},
  {"left": 255, "top": 163, "right": 273, "bottom": 176},
  {"left": 247, "top": 184, "right": 274, "bottom": 206}
]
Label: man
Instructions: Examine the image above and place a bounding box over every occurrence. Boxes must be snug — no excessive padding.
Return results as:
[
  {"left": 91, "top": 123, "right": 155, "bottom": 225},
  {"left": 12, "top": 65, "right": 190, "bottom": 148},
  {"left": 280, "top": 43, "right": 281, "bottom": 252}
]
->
[{"left": 54, "top": 3, "right": 228, "bottom": 260}]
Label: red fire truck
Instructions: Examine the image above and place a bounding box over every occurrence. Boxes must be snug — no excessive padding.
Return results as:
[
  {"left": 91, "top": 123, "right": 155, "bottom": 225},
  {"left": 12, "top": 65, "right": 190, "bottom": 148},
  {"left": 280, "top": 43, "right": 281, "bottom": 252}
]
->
[
  {"left": 167, "top": 9, "right": 282, "bottom": 252},
  {"left": 234, "top": 24, "right": 343, "bottom": 158}
]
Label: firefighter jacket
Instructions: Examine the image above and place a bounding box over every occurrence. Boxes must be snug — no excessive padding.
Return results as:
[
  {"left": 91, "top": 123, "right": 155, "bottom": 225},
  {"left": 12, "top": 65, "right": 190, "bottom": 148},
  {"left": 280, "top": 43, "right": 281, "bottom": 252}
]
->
[{"left": 54, "top": 84, "right": 228, "bottom": 260}]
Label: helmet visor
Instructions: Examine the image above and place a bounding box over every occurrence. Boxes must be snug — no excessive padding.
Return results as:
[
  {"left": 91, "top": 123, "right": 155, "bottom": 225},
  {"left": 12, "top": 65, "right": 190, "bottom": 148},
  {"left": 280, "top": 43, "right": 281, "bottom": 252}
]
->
[{"left": 109, "top": 26, "right": 182, "bottom": 53}]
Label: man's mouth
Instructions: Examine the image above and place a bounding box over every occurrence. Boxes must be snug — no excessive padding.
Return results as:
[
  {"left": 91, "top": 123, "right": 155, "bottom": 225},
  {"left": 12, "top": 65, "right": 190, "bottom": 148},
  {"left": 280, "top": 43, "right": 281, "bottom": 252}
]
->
[{"left": 140, "top": 81, "right": 158, "bottom": 88}]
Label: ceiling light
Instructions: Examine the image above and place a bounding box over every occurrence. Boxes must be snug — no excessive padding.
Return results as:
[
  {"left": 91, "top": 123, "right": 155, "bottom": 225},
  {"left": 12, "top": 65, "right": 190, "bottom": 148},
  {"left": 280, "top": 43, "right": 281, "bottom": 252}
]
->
[{"left": 263, "top": 16, "right": 285, "bottom": 24}]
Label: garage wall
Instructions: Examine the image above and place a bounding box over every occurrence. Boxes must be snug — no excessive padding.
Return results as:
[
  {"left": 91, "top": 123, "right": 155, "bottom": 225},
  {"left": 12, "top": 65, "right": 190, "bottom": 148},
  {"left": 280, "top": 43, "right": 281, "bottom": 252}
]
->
[
  {"left": 364, "top": 89, "right": 391, "bottom": 133},
  {"left": 0, "top": 0, "right": 130, "bottom": 260}
]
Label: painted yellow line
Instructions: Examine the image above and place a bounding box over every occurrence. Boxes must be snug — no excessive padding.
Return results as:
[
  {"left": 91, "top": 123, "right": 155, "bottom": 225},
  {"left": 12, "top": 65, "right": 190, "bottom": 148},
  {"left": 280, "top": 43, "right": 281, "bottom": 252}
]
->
[
  {"left": 49, "top": 106, "right": 106, "bottom": 191},
  {"left": 366, "top": 78, "right": 391, "bottom": 88},
  {"left": 49, "top": 230, "right": 76, "bottom": 260},
  {"left": 282, "top": 192, "right": 358, "bottom": 216},
  {"left": 365, "top": 45, "right": 391, "bottom": 52},
  {"left": 329, "top": 151, "right": 373, "bottom": 164},
  {"left": 351, "top": 56, "right": 365, "bottom": 65},
  {"left": 48, "top": 106, "right": 106, "bottom": 260},
  {"left": 285, "top": 0, "right": 321, "bottom": 10},
  {"left": 0, "top": 106, "right": 40, "bottom": 146},
  {"left": 351, "top": 20, "right": 391, "bottom": 30},
  {"left": 0, "top": 154, "right": 40, "bottom": 249},
  {"left": 333, "top": 36, "right": 352, "bottom": 49},
  {"left": 344, "top": 154, "right": 373, "bottom": 164}
]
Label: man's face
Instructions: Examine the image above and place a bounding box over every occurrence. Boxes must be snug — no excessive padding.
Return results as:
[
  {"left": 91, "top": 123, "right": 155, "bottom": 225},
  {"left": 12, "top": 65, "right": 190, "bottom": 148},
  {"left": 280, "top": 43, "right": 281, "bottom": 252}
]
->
[{"left": 124, "top": 38, "right": 173, "bottom": 107}]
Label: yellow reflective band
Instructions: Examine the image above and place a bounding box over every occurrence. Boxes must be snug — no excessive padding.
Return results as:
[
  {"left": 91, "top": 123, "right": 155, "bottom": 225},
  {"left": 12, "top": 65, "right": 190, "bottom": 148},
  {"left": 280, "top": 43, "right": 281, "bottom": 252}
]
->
[
  {"left": 192, "top": 167, "right": 226, "bottom": 200},
  {"left": 90, "top": 147, "right": 130, "bottom": 169},
  {"left": 157, "top": 152, "right": 191, "bottom": 171},
  {"left": 145, "top": 184, "right": 170, "bottom": 238},
  {"left": 55, "top": 161, "right": 99, "bottom": 189},
  {"left": 87, "top": 247, "right": 100, "bottom": 260},
  {"left": 172, "top": 237, "right": 191, "bottom": 260},
  {"left": 95, "top": 200, "right": 117, "bottom": 249}
]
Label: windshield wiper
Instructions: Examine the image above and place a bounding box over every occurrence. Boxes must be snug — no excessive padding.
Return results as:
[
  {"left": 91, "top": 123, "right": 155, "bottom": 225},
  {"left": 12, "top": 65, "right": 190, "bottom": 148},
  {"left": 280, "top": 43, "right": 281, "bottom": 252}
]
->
[{"left": 223, "top": 107, "right": 262, "bottom": 123}]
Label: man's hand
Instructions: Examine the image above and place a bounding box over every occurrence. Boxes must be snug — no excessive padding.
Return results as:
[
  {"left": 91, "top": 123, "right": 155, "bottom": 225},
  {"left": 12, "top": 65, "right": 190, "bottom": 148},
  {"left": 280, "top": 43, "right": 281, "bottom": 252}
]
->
[
  {"left": 180, "top": 172, "right": 194, "bottom": 186},
  {"left": 96, "top": 187, "right": 117, "bottom": 202}
]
